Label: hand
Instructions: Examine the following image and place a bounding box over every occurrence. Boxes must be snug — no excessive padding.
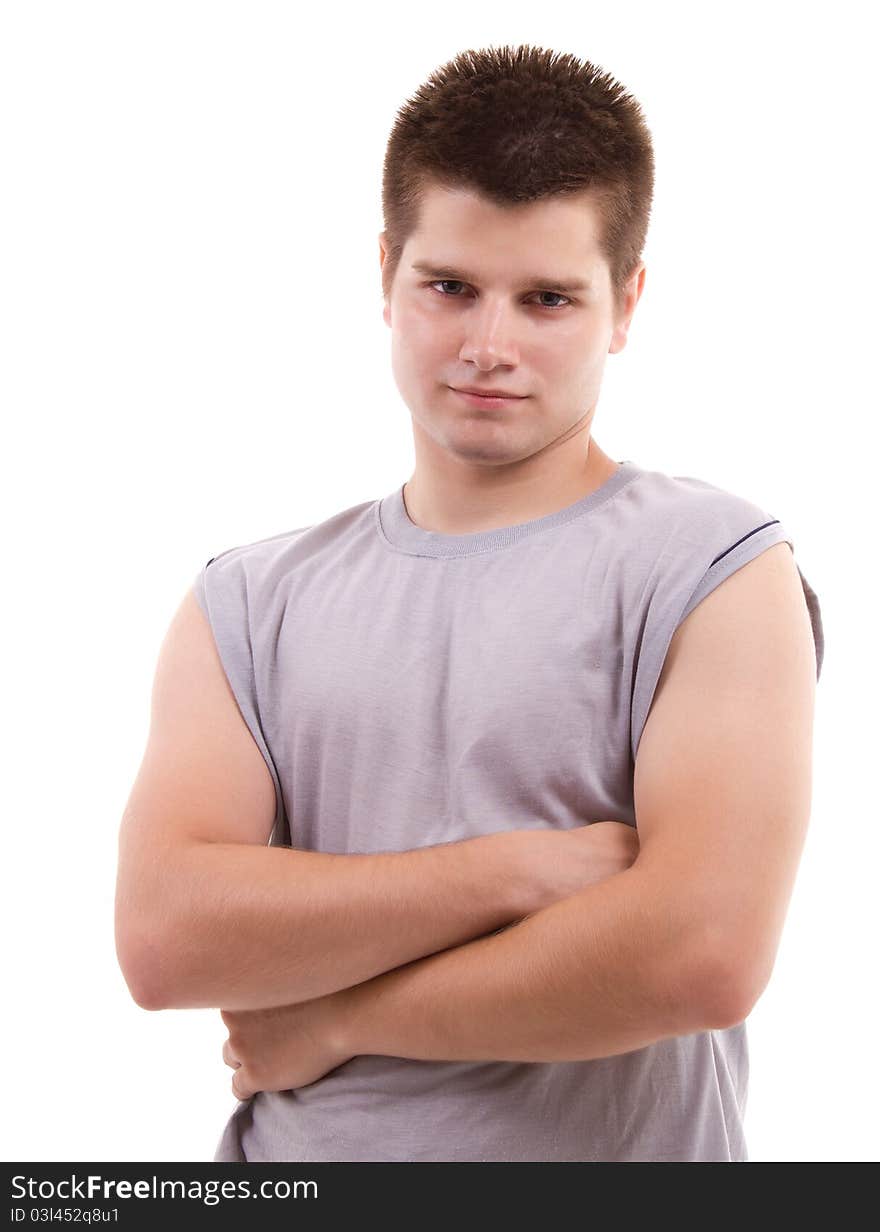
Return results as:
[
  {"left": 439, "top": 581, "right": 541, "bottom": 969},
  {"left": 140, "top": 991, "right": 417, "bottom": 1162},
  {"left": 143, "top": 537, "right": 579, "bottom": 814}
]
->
[
  {"left": 566, "top": 820, "right": 641, "bottom": 883},
  {"left": 220, "top": 992, "right": 353, "bottom": 1099},
  {"left": 515, "top": 820, "right": 641, "bottom": 913}
]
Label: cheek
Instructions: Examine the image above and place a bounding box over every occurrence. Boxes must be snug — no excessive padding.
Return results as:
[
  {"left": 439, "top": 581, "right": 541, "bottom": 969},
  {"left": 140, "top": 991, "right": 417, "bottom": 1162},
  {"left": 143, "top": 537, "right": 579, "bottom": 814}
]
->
[
  {"left": 402, "top": 316, "right": 450, "bottom": 373},
  {"left": 392, "top": 329, "right": 444, "bottom": 393},
  {"left": 410, "top": 303, "right": 449, "bottom": 346},
  {"left": 541, "top": 329, "right": 603, "bottom": 372},
  {"left": 396, "top": 298, "right": 435, "bottom": 337}
]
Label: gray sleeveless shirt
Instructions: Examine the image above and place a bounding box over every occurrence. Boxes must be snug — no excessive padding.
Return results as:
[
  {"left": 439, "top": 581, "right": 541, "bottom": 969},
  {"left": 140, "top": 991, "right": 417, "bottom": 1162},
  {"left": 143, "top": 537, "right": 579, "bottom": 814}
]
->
[{"left": 192, "top": 458, "right": 824, "bottom": 1162}]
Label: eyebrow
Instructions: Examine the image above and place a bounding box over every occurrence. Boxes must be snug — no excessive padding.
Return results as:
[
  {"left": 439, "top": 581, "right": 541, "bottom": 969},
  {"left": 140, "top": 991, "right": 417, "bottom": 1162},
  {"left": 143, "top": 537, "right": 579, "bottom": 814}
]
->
[{"left": 410, "top": 261, "right": 591, "bottom": 294}]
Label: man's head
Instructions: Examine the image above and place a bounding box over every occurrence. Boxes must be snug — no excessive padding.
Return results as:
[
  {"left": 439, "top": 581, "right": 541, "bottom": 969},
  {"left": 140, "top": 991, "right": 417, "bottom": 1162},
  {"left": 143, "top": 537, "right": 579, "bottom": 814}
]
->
[
  {"left": 377, "top": 44, "right": 653, "bottom": 475},
  {"left": 377, "top": 43, "right": 650, "bottom": 478},
  {"left": 380, "top": 45, "right": 654, "bottom": 320}
]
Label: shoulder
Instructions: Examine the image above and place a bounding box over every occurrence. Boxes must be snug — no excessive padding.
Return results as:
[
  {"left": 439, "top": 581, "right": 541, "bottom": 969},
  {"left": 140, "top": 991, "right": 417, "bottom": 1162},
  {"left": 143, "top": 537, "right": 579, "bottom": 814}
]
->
[
  {"left": 626, "top": 464, "right": 823, "bottom": 761},
  {"left": 621, "top": 463, "right": 783, "bottom": 542},
  {"left": 199, "top": 495, "right": 380, "bottom": 612},
  {"left": 656, "top": 539, "right": 816, "bottom": 704}
]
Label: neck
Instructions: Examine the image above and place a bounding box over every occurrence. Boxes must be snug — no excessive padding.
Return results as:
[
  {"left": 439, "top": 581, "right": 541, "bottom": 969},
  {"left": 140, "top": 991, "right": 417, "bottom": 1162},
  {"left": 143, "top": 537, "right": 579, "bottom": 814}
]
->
[{"left": 402, "top": 436, "right": 620, "bottom": 536}]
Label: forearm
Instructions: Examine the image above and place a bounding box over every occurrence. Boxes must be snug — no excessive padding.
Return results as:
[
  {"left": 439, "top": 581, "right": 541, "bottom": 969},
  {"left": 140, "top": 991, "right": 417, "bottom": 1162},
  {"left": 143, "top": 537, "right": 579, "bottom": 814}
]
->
[
  {"left": 338, "top": 864, "right": 727, "bottom": 1064},
  {"left": 144, "top": 832, "right": 533, "bottom": 1011}
]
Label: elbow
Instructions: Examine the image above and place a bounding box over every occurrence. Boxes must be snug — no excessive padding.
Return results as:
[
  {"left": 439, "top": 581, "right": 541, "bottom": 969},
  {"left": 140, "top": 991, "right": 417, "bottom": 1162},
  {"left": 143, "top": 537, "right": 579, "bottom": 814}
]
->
[
  {"left": 122, "top": 970, "right": 167, "bottom": 1012},
  {"left": 700, "top": 964, "right": 756, "bottom": 1030},
  {"left": 641, "top": 875, "right": 766, "bottom": 1033},
  {"left": 688, "top": 936, "right": 762, "bottom": 1031},
  {"left": 659, "top": 923, "right": 759, "bottom": 1033},
  {"left": 115, "top": 917, "right": 174, "bottom": 1011}
]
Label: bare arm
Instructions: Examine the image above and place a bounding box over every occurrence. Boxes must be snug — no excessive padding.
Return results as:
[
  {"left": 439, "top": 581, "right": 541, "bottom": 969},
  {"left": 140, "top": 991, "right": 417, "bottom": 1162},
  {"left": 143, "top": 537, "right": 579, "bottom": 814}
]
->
[
  {"left": 129, "top": 828, "right": 535, "bottom": 1011},
  {"left": 218, "top": 857, "right": 726, "bottom": 1096},
  {"left": 330, "top": 862, "right": 729, "bottom": 1066},
  {"left": 126, "top": 820, "right": 635, "bottom": 1011}
]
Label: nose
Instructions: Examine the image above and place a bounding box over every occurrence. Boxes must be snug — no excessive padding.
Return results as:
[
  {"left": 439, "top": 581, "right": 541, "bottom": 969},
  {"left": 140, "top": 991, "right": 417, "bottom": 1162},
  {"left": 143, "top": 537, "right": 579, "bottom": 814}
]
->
[{"left": 458, "top": 299, "right": 520, "bottom": 369}]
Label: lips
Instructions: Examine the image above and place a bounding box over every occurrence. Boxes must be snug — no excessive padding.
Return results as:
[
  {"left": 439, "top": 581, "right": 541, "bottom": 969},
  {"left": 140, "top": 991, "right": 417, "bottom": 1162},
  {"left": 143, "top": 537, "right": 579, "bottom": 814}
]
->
[{"left": 453, "top": 387, "right": 525, "bottom": 399}]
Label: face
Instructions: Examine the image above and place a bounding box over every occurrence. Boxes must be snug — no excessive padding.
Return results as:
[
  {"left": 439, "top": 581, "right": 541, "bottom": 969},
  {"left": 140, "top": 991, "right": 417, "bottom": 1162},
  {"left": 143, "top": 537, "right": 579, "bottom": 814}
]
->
[{"left": 379, "top": 182, "right": 644, "bottom": 471}]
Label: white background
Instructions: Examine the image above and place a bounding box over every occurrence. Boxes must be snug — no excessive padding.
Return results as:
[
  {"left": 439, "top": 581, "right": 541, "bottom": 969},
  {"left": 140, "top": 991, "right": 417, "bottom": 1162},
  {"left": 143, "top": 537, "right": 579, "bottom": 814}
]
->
[{"left": 2, "top": 1, "right": 876, "bottom": 1163}]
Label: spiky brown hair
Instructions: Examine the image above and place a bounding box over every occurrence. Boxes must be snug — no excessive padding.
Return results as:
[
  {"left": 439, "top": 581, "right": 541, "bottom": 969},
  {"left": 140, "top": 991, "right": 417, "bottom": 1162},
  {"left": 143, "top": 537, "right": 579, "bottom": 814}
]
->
[{"left": 380, "top": 43, "right": 655, "bottom": 318}]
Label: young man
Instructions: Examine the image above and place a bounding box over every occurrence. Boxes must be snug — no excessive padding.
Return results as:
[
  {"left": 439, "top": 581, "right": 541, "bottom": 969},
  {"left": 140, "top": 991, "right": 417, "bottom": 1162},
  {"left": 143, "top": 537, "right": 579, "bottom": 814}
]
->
[{"left": 115, "top": 44, "right": 823, "bottom": 1162}]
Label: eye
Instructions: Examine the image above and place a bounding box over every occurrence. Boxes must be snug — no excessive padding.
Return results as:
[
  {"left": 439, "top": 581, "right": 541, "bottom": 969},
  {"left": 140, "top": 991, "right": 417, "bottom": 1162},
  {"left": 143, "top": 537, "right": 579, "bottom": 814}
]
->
[
  {"left": 533, "top": 290, "right": 571, "bottom": 310},
  {"left": 428, "top": 280, "right": 571, "bottom": 310}
]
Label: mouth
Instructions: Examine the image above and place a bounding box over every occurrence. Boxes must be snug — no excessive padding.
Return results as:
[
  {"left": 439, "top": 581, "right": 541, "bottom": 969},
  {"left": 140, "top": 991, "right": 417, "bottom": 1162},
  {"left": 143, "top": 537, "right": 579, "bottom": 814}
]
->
[{"left": 450, "top": 387, "right": 527, "bottom": 408}]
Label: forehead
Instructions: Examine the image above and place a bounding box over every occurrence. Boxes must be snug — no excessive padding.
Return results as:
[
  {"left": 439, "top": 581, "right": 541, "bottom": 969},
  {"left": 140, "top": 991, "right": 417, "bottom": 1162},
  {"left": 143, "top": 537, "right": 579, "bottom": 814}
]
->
[{"left": 408, "top": 183, "right": 606, "bottom": 276}]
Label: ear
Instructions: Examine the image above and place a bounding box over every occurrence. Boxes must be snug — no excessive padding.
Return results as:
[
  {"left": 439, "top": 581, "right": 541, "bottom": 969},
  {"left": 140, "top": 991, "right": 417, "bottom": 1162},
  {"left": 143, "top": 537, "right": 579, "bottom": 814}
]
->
[
  {"left": 379, "top": 233, "right": 392, "bottom": 327},
  {"left": 609, "top": 263, "right": 646, "bottom": 356}
]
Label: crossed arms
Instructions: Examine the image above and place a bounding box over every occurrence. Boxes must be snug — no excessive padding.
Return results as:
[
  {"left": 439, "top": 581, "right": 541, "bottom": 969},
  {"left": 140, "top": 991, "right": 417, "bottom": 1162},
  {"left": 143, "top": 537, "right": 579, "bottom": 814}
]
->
[{"left": 117, "top": 542, "right": 816, "bottom": 1068}]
